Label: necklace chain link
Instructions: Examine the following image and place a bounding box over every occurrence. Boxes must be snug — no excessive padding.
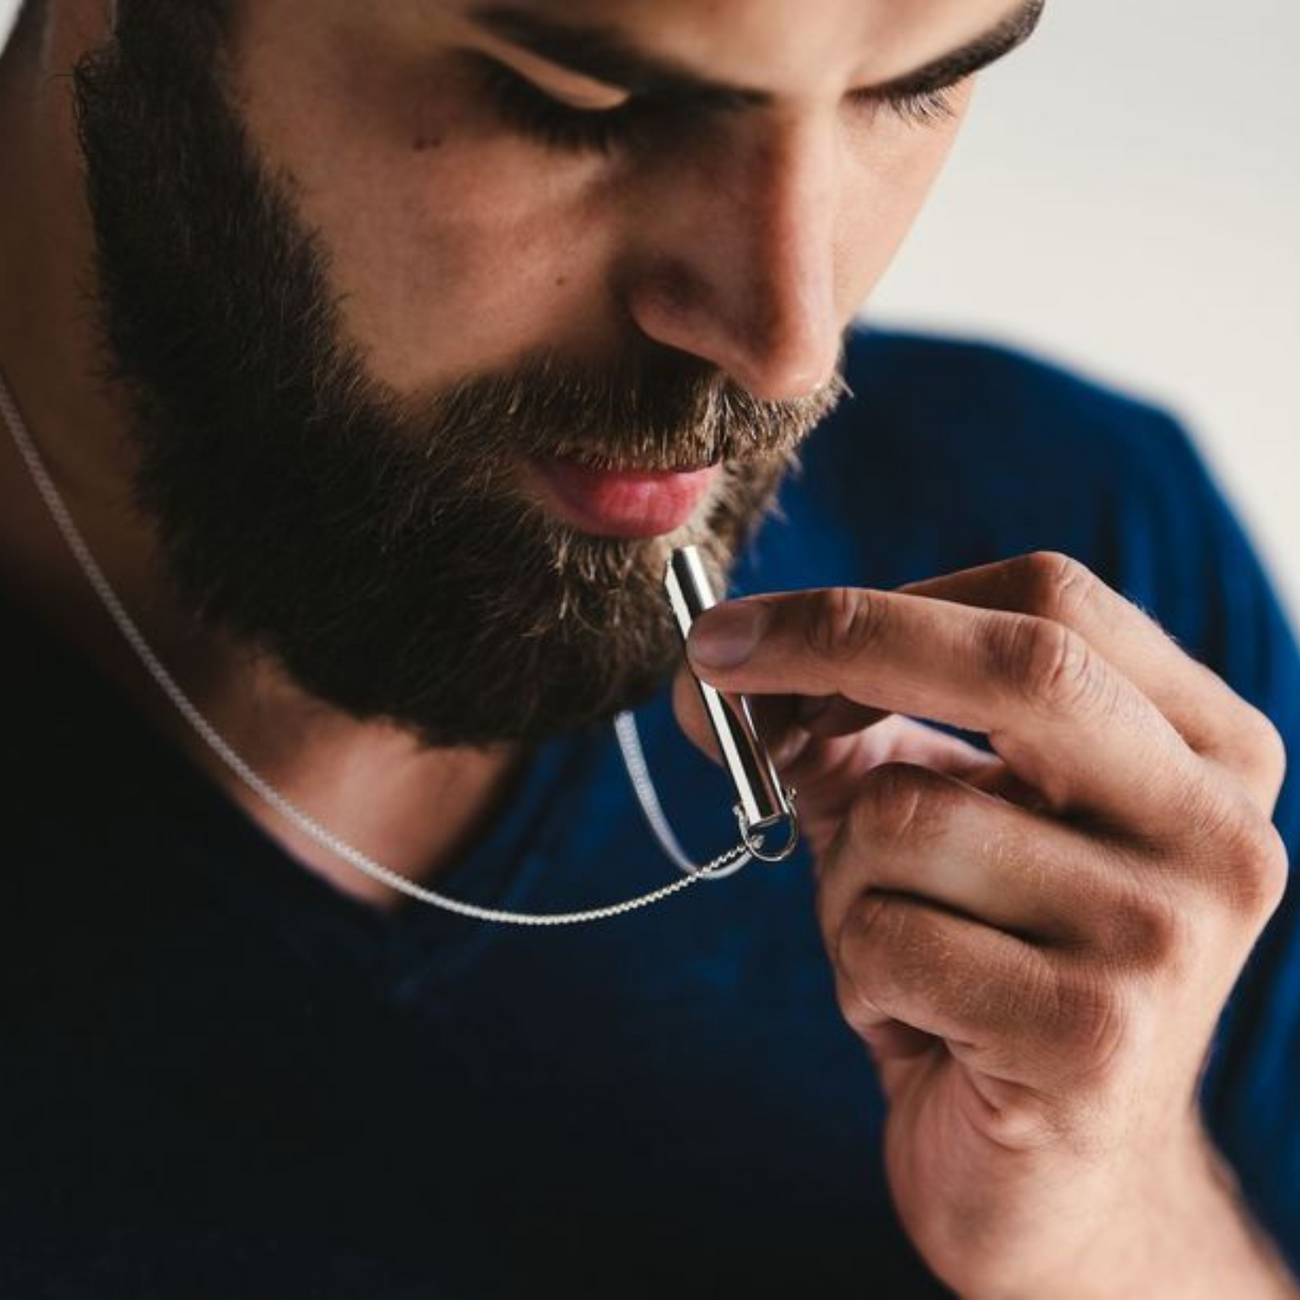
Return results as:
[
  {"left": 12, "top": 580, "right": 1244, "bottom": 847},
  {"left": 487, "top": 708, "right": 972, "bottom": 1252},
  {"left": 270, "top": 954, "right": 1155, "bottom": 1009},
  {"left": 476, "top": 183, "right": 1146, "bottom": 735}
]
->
[{"left": 0, "top": 364, "right": 750, "bottom": 926}]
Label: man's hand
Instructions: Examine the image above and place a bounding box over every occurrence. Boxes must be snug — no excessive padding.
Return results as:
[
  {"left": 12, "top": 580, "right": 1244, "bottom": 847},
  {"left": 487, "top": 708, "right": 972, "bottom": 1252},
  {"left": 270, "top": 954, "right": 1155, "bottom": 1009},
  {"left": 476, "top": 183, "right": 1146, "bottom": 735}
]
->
[{"left": 674, "top": 552, "right": 1295, "bottom": 1297}]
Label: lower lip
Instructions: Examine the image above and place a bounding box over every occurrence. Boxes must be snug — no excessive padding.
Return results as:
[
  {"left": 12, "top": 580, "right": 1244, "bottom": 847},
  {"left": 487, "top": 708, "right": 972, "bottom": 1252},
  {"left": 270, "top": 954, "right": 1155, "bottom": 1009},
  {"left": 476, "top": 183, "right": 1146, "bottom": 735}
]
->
[{"left": 527, "top": 455, "right": 721, "bottom": 539}]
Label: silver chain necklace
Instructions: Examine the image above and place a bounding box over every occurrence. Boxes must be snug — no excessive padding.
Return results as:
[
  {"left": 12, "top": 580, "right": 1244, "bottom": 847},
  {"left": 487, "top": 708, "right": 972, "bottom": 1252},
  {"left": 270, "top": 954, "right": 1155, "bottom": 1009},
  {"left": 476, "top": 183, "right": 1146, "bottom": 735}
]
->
[{"left": 0, "top": 364, "right": 754, "bottom": 926}]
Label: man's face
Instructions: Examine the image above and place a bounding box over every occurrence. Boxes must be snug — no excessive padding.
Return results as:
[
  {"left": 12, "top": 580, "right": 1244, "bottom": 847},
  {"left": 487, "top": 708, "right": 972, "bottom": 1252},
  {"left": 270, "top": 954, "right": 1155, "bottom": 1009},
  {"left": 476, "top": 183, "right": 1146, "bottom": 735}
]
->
[{"left": 71, "top": 0, "right": 1038, "bottom": 746}]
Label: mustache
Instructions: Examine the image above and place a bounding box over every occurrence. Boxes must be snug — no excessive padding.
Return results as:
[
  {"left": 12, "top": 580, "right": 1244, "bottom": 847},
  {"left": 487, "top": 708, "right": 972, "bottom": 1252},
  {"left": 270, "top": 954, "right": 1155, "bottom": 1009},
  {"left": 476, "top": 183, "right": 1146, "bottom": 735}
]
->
[{"left": 390, "top": 344, "right": 850, "bottom": 473}]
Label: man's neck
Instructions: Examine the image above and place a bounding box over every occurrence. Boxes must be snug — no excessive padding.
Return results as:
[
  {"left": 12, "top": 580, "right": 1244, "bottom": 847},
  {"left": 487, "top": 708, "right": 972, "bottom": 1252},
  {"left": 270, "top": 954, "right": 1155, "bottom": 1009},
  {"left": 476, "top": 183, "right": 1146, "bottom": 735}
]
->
[{"left": 0, "top": 24, "right": 524, "bottom": 913}]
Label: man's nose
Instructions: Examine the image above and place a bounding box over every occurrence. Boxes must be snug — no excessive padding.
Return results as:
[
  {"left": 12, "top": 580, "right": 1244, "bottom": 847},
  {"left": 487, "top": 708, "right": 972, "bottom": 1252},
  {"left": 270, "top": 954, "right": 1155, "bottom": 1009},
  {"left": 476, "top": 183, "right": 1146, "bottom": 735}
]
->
[{"left": 625, "top": 117, "right": 845, "bottom": 402}]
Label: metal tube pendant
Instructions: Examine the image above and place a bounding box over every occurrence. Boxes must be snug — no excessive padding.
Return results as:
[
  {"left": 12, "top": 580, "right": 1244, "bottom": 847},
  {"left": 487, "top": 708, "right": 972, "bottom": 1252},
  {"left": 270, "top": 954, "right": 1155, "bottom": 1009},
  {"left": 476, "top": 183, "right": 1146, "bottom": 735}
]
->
[{"left": 664, "top": 546, "right": 799, "bottom": 864}]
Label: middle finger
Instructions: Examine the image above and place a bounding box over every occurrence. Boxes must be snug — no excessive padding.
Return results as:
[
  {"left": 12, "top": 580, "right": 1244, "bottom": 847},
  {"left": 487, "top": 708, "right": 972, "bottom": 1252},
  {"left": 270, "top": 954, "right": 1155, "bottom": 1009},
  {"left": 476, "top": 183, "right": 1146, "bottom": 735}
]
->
[{"left": 815, "top": 761, "right": 1165, "bottom": 962}]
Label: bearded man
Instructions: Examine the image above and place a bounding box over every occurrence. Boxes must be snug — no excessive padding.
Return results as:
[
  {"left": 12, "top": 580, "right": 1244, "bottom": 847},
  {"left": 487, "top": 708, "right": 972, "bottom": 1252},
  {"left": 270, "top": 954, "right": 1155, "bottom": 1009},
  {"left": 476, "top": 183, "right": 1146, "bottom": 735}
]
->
[{"left": 0, "top": 1, "right": 1297, "bottom": 1295}]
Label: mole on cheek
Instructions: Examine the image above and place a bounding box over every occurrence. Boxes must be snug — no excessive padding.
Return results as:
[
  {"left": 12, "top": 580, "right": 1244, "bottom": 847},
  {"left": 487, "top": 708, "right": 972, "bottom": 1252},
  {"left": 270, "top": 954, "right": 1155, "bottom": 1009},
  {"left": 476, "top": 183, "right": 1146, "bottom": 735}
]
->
[{"left": 413, "top": 134, "right": 446, "bottom": 152}]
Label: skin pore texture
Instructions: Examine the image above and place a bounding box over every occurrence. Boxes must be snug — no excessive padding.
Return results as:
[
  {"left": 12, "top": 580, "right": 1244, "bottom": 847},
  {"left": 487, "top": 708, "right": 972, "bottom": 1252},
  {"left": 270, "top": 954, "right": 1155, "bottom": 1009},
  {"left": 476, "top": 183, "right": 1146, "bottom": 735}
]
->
[{"left": 0, "top": 0, "right": 984, "bottom": 902}]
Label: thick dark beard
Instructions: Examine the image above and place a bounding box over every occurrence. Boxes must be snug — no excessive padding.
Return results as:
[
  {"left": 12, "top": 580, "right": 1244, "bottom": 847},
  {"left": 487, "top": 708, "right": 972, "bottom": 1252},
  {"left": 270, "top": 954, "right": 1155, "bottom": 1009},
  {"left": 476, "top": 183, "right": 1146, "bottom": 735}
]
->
[{"left": 70, "top": 2, "right": 845, "bottom": 746}]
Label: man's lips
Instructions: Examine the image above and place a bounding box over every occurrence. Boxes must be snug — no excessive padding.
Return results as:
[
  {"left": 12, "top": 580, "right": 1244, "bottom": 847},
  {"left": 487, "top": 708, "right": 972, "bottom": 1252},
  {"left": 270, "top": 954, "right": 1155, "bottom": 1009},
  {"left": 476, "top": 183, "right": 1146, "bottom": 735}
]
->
[{"left": 525, "top": 453, "right": 721, "bottom": 538}]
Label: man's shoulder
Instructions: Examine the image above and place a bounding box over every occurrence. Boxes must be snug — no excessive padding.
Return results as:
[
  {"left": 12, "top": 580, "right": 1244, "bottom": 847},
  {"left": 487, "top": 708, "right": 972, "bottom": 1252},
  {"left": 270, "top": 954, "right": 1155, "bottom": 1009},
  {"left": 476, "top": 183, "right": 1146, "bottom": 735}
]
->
[
  {"left": 783, "top": 327, "right": 1209, "bottom": 603},
  {"left": 834, "top": 325, "right": 1190, "bottom": 474}
]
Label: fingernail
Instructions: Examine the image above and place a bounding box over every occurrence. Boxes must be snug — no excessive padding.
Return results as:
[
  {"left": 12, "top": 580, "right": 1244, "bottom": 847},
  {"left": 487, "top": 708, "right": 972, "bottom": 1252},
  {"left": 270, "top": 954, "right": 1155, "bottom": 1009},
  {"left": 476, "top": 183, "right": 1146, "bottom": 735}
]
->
[{"left": 687, "top": 602, "right": 769, "bottom": 669}]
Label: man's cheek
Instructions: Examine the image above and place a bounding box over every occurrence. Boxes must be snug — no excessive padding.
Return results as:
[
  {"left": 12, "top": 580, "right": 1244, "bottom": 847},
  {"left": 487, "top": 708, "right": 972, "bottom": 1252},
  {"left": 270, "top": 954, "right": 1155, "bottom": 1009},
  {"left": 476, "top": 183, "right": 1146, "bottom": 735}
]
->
[
  {"left": 837, "top": 112, "right": 970, "bottom": 305},
  {"left": 320, "top": 162, "right": 624, "bottom": 392}
]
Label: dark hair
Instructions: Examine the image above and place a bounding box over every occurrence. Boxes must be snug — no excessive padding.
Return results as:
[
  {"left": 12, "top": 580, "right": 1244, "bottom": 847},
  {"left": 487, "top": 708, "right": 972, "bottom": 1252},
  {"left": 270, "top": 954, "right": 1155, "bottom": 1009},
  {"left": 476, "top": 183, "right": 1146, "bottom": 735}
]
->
[{"left": 9, "top": 1, "right": 234, "bottom": 57}]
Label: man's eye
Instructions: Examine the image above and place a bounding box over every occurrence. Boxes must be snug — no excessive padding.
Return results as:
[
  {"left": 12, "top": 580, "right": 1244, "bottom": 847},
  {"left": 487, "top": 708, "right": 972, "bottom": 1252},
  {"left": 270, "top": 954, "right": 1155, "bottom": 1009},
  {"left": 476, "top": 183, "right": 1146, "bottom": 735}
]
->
[
  {"left": 475, "top": 59, "right": 645, "bottom": 156},
  {"left": 857, "top": 83, "right": 963, "bottom": 127},
  {"left": 473, "top": 56, "right": 964, "bottom": 158}
]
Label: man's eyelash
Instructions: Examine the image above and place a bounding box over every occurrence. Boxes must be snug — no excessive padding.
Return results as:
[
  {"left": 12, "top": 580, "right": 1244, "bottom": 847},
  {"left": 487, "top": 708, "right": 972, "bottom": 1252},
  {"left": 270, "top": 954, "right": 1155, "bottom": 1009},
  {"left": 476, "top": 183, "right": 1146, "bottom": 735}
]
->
[
  {"left": 862, "top": 85, "right": 960, "bottom": 126},
  {"left": 476, "top": 59, "right": 961, "bottom": 156},
  {"left": 475, "top": 60, "right": 646, "bottom": 155}
]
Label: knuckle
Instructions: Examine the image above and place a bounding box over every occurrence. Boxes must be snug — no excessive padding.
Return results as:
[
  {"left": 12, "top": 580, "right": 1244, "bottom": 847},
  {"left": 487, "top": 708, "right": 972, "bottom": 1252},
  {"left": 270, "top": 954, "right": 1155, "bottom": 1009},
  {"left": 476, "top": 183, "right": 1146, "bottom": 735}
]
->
[
  {"left": 849, "top": 890, "right": 897, "bottom": 955},
  {"left": 832, "top": 896, "right": 901, "bottom": 1021},
  {"left": 849, "top": 763, "right": 949, "bottom": 852},
  {"left": 1180, "top": 783, "right": 1289, "bottom": 923},
  {"left": 803, "top": 586, "right": 884, "bottom": 662},
  {"left": 1049, "top": 967, "right": 1129, "bottom": 1074},
  {"left": 1015, "top": 551, "right": 1100, "bottom": 625},
  {"left": 1254, "top": 827, "right": 1291, "bottom": 922},
  {"left": 832, "top": 967, "right": 878, "bottom": 1038},
  {"left": 1227, "top": 706, "right": 1288, "bottom": 799},
  {"left": 1220, "top": 815, "right": 1289, "bottom": 923},
  {"left": 1099, "top": 882, "right": 1187, "bottom": 973},
  {"left": 1001, "top": 615, "right": 1101, "bottom": 715}
]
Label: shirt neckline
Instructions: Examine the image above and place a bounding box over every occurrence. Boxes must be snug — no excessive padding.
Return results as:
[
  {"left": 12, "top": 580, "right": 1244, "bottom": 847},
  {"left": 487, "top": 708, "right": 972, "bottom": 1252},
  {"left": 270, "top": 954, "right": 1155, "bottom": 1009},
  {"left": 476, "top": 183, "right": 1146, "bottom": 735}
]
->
[{"left": 0, "top": 577, "right": 609, "bottom": 985}]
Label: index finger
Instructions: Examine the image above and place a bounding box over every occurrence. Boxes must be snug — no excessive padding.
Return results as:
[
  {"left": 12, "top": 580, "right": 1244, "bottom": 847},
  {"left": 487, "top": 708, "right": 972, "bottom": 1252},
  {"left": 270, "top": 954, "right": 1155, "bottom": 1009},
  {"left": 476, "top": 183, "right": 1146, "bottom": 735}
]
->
[
  {"left": 685, "top": 586, "right": 1210, "bottom": 837},
  {"left": 902, "top": 553, "right": 1285, "bottom": 808}
]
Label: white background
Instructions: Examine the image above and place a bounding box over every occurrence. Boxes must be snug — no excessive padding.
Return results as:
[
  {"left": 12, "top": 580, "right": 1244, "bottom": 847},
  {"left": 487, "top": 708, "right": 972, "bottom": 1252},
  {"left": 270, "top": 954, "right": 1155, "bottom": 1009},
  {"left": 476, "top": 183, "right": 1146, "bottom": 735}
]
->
[
  {"left": 870, "top": 0, "right": 1300, "bottom": 624},
  {"left": 4, "top": 0, "right": 1298, "bottom": 621}
]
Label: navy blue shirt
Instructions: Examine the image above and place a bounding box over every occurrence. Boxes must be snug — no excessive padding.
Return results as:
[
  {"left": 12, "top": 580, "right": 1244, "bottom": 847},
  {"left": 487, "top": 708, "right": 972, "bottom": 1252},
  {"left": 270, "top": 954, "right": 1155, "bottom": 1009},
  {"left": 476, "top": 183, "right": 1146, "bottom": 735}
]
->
[{"left": 3, "top": 330, "right": 1298, "bottom": 1297}]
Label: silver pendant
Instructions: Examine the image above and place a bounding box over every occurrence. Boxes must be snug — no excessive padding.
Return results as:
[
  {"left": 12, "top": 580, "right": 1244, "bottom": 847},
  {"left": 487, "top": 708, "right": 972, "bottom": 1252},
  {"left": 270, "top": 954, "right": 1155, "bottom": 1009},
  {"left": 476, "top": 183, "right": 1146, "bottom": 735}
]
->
[{"left": 665, "top": 546, "right": 800, "bottom": 864}]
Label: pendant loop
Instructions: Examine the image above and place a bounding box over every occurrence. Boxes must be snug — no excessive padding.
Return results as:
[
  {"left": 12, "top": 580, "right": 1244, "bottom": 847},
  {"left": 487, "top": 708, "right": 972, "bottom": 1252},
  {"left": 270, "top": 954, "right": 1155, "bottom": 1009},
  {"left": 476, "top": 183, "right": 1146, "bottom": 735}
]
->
[{"left": 735, "top": 789, "right": 801, "bottom": 864}]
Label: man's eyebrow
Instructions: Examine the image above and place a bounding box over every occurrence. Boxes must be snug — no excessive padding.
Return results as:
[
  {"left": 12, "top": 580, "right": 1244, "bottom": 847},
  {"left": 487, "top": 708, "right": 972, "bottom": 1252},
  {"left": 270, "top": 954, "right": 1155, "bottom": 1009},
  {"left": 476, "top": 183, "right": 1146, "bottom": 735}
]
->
[
  {"left": 467, "top": 0, "right": 1045, "bottom": 107},
  {"left": 877, "top": 0, "right": 1045, "bottom": 98}
]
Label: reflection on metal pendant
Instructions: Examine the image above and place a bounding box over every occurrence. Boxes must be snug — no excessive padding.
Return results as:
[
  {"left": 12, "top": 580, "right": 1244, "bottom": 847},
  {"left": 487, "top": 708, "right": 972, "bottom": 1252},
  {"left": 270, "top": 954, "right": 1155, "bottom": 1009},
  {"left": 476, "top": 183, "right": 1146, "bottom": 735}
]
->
[{"left": 665, "top": 545, "right": 801, "bottom": 865}]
